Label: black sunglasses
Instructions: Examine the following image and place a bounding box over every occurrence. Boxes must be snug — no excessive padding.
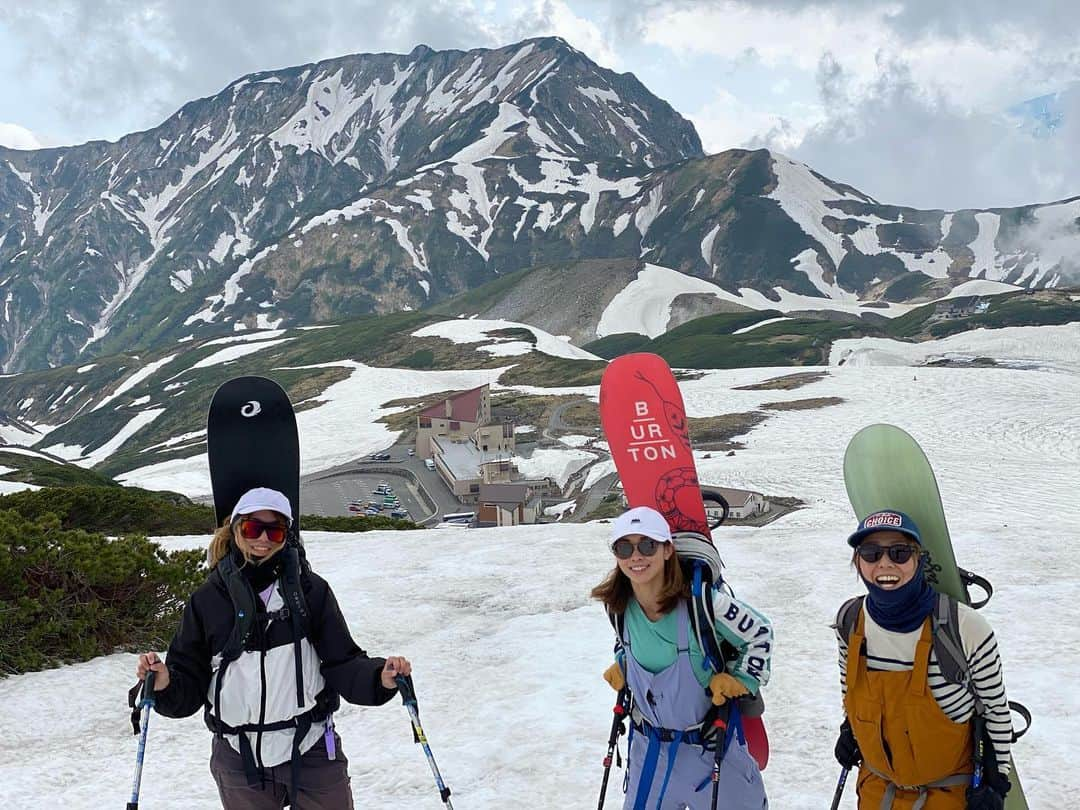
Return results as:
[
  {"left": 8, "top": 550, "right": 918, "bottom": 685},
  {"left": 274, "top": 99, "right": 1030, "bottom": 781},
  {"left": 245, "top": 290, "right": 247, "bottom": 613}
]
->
[
  {"left": 612, "top": 538, "right": 662, "bottom": 559},
  {"left": 856, "top": 543, "right": 919, "bottom": 564}
]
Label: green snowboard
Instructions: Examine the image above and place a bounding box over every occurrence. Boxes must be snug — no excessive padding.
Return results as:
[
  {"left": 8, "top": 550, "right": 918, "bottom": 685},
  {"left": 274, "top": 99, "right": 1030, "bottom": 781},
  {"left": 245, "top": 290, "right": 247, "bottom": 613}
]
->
[{"left": 843, "top": 423, "right": 1027, "bottom": 809}]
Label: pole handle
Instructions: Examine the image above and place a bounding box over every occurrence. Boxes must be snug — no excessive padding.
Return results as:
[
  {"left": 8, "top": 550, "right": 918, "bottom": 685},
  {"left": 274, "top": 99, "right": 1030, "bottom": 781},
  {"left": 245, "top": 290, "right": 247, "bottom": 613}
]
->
[{"left": 395, "top": 673, "right": 416, "bottom": 702}]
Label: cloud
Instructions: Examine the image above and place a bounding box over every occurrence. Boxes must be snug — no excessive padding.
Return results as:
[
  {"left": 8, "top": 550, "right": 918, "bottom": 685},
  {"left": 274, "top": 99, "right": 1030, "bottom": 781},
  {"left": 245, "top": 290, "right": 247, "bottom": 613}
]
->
[
  {"left": 690, "top": 88, "right": 820, "bottom": 153},
  {"left": 624, "top": 0, "right": 1080, "bottom": 208},
  {"left": 636, "top": 1, "right": 1074, "bottom": 109},
  {"left": 506, "top": 0, "right": 622, "bottom": 70},
  {"left": 621, "top": 0, "right": 1080, "bottom": 48},
  {"left": 0, "top": 0, "right": 504, "bottom": 144},
  {"left": 773, "top": 61, "right": 1080, "bottom": 209},
  {"left": 0, "top": 123, "right": 47, "bottom": 150}
]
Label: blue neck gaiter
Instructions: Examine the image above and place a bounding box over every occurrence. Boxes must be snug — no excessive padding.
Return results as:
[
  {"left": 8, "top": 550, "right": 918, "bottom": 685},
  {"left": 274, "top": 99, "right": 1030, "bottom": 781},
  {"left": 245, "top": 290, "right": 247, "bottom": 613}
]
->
[{"left": 862, "top": 559, "right": 936, "bottom": 633}]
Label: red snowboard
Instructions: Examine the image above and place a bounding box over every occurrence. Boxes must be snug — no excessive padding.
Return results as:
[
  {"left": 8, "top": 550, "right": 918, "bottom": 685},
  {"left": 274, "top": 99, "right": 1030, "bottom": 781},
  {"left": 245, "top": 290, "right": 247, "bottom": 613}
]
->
[{"left": 599, "top": 352, "right": 770, "bottom": 770}]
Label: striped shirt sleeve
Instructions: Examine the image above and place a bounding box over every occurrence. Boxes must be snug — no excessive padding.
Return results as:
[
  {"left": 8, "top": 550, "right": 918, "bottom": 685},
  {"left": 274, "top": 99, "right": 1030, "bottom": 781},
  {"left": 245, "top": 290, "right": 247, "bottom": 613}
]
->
[{"left": 958, "top": 605, "right": 1013, "bottom": 776}]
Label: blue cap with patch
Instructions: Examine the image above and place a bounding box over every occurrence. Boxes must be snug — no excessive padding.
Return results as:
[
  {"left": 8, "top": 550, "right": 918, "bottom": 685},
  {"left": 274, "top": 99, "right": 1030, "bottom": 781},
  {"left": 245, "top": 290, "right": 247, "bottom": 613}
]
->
[{"left": 847, "top": 509, "right": 922, "bottom": 548}]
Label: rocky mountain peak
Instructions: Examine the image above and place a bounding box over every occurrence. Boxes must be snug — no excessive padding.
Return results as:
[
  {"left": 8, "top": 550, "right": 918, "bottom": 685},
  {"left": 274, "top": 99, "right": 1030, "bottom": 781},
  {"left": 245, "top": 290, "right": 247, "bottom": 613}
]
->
[{"left": 0, "top": 39, "right": 1075, "bottom": 375}]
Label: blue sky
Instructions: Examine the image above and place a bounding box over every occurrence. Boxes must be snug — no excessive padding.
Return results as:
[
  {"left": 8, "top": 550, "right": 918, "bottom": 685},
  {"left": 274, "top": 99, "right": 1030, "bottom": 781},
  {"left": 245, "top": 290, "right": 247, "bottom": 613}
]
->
[{"left": 1, "top": 0, "right": 1078, "bottom": 210}]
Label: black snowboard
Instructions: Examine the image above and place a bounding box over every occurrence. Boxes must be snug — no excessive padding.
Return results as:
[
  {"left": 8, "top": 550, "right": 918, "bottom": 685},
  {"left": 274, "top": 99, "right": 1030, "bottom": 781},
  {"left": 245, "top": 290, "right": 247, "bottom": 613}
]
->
[{"left": 207, "top": 376, "right": 300, "bottom": 534}]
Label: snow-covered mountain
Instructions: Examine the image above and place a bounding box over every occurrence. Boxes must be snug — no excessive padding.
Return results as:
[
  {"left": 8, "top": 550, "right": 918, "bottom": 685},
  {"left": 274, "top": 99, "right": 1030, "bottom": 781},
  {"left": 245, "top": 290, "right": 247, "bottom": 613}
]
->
[{"left": 2, "top": 37, "right": 1078, "bottom": 373}]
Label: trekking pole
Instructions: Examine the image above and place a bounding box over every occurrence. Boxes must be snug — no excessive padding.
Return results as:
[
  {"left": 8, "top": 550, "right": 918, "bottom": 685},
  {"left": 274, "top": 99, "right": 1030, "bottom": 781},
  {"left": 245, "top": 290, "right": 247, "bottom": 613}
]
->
[
  {"left": 395, "top": 675, "right": 454, "bottom": 809},
  {"left": 830, "top": 767, "right": 850, "bottom": 810},
  {"left": 597, "top": 687, "right": 630, "bottom": 809},
  {"left": 127, "top": 670, "right": 155, "bottom": 810},
  {"left": 710, "top": 702, "right": 734, "bottom": 809}
]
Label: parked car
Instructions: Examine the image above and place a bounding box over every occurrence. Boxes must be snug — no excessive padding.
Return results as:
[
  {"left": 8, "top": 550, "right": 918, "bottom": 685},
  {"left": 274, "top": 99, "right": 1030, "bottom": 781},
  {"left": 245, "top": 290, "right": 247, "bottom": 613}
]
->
[
  {"left": 390, "top": 509, "right": 408, "bottom": 519},
  {"left": 407, "top": 448, "right": 415, "bottom": 456},
  {"left": 424, "top": 459, "right": 436, "bottom": 470}
]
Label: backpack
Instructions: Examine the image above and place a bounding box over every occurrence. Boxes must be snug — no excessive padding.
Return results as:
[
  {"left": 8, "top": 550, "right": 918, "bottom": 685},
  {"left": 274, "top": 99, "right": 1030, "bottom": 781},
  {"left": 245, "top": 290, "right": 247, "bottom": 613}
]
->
[
  {"left": 128, "top": 541, "right": 314, "bottom": 733},
  {"left": 213, "top": 542, "right": 313, "bottom": 711}
]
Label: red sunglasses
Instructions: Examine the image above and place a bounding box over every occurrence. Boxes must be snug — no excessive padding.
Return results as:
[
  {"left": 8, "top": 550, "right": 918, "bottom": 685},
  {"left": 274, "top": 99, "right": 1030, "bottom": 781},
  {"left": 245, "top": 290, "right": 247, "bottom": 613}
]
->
[{"left": 236, "top": 518, "right": 288, "bottom": 544}]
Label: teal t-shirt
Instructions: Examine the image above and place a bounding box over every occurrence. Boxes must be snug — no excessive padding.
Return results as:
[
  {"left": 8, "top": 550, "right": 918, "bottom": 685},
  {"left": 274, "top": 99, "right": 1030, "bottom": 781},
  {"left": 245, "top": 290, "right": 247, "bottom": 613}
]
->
[{"left": 624, "top": 598, "right": 712, "bottom": 688}]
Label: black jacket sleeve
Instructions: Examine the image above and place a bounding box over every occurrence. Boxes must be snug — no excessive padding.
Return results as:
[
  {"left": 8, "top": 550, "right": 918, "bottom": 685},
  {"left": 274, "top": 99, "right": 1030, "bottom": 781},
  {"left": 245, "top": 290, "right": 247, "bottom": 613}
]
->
[
  {"left": 154, "top": 594, "right": 213, "bottom": 718},
  {"left": 311, "top": 578, "right": 397, "bottom": 707}
]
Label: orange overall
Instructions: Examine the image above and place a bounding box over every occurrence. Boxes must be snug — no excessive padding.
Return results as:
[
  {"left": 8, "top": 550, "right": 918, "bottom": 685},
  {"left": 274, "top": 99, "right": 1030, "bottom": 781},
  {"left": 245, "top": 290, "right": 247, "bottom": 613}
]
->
[{"left": 844, "top": 610, "right": 973, "bottom": 809}]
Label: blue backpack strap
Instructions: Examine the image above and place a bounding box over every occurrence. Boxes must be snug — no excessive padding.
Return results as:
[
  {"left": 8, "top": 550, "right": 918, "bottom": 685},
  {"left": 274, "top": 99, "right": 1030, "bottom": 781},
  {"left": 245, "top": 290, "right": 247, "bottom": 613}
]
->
[
  {"left": 653, "top": 730, "right": 684, "bottom": 810},
  {"left": 690, "top": 562, "right": 724, "bottom": 673},
  {"left": 632, "top": 726, "right": 663, "bottom": 810},
  {"left": 729, "top": 699, "right": 745, "bottom": 747}
]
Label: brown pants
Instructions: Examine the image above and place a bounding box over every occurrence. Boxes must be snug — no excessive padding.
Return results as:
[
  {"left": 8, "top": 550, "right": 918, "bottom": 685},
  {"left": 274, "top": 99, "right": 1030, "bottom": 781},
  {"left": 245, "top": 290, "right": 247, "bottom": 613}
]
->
[{"left": 209, "top": 733, "right": 354, "bottom": 809}]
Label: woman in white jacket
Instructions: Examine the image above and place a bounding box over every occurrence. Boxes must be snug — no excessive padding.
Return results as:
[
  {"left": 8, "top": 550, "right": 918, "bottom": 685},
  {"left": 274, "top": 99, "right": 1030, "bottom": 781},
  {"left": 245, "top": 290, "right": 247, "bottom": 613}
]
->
[{"left": 136, "top": 487, "right": 410, "bottom": 809}]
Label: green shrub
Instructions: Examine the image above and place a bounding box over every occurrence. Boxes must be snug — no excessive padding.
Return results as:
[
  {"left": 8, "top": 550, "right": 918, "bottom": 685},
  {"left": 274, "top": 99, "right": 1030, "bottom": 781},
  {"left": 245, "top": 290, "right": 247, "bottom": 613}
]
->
[
  {"left": 0, "top": 510, "right": 204, "bottom": 675},
  {"left": 0, "top": 452, "right": 118, "bottom": 488},
  {"left": 301, "top": 514, "right": 417, "bottom": 532},
  {"left": 400, "top": 348, "right": 436, "bottom": 368},
  {"left": 0, "top": 486, "right": 214, "bottom": 535}
]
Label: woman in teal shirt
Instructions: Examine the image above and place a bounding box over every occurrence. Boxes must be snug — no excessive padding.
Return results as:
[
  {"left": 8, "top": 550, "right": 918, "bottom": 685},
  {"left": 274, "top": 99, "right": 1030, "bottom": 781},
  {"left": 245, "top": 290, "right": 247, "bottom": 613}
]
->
[{"left": 592, "top": 506, "right": 771, "bottom": 809}]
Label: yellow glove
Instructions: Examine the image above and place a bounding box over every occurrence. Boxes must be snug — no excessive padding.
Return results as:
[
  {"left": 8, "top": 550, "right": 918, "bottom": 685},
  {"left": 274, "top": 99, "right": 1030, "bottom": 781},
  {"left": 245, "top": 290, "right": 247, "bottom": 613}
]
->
[
  {"left": 708, "top": 672, "right": 749, "bottom": 706},
  {"left": 603, "top": 662, "right": 625, "bottom": 691}
]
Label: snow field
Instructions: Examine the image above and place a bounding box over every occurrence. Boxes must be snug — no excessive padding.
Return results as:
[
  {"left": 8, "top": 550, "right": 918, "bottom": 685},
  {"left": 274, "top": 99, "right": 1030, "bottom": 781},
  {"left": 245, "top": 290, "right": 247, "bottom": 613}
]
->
[{"left": 2, "top": 329, "right": 1079, "bottom": 806}]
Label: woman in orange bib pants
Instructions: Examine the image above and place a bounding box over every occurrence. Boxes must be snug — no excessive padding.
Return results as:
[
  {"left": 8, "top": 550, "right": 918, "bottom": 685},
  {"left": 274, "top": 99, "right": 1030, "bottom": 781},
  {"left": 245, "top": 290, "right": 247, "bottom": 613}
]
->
[{"left": 833, "top": 510, "right": 1013, "bottom": 809}]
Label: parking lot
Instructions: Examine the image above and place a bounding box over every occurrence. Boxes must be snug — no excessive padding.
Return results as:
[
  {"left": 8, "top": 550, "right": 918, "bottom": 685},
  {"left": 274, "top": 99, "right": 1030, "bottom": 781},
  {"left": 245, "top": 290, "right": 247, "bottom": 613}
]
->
[
  {"left": 301, "top": 472, "right": 425, "bottom": 522},
  {"left": 299, "top": 442, "right": 485, "bottom": 525}
]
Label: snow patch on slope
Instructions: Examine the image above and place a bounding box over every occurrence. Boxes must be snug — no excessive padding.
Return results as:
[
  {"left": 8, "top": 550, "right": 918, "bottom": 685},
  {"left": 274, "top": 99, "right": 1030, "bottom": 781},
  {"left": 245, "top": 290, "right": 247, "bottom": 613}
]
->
[
  {"left": 412, "top": 319, "right": 601, "bottom": 361},
  {"left": 831, "top": 323, "right": 1080, "bottom": 372}
]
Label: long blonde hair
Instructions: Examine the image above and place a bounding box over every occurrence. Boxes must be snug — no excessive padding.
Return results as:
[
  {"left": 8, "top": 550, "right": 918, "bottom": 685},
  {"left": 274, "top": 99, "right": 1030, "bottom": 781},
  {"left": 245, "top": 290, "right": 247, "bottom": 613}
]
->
[{"left": 207, "top": 517, "right": 234, "bottom": 568}]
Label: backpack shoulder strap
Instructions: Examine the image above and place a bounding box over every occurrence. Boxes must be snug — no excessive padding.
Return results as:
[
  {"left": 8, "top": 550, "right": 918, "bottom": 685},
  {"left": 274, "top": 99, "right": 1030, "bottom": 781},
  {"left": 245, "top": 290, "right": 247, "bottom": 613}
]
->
[
  {"left": 930, "top": 593, "right": 985, "bottom": 714},
  {"left": 215, "top": 555, "right": 257, "bottom": 663},
  {"left": 834, "top": 596, "right": 864, "bottom": 642},
  {"left": 606, "top": 605, "right": 625, "bottom": 640},
  {"left": 688, "top": 562, "right": 724, "bottom": 673}
]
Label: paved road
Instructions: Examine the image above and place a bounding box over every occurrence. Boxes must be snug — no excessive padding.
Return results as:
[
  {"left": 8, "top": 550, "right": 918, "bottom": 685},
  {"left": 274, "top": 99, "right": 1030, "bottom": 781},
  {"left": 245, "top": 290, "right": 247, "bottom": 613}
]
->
[
  {"left": 573, "top": 470, "right": 619, "bottom": 520},
  {"left": 546, "top": 398, "right": 598, "bottom": 439}
]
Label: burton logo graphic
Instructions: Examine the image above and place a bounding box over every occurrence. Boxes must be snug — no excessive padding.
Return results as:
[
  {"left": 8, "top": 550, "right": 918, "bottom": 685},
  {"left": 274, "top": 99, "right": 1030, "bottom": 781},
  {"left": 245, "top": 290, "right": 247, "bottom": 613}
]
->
[
  {"left": 241, "top": 400, "right": 262, "bottom": 417},
  {"left": 635, "top": 370, "right": 691, "bottom": 453},
  {"left": 627, "top": 400, "right": 678, "bottom": 463}
]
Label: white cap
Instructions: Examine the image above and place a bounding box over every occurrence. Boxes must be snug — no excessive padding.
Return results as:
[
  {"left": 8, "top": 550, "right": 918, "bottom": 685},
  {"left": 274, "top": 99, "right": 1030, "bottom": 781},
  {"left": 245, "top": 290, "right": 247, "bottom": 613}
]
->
[
  {"left": 610, "top": 506, "right": 672, "bottom": 547},
  {"left": 231, "top": 487, "right": 293, "bottom": 524}
]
